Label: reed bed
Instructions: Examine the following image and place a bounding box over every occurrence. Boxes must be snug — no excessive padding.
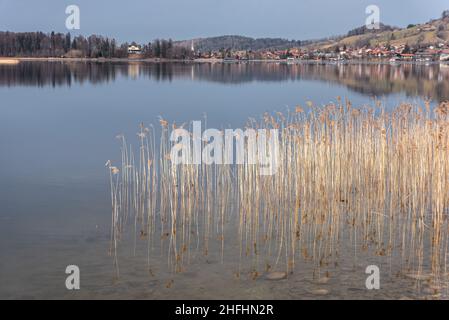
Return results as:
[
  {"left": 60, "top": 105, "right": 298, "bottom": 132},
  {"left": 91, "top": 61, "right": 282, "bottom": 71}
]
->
[{"left": 106, "top": 100, "right": 449, "bottom": 284}]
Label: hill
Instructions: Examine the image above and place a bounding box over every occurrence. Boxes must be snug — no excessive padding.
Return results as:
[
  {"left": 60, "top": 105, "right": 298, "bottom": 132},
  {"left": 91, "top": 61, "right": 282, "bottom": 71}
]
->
[
  {"left": 304, "top": 11, "right": 449, "bottom": 50},
  {"left": 176, "top": 10, "right": 449, "bottom": 52},
  {"left": 175, "top": 35, "right": 304, "bottom": 52}
]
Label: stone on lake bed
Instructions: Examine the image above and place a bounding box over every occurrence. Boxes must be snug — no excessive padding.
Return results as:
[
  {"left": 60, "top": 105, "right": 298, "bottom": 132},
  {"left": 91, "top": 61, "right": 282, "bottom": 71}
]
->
[
  {"left": 266, "top": 272, "right": 287, "bottom": 280},
  {"left": 311, "top": 289, "right": 330, "bottom": 295},
  {"left": 317, "top": 277, "right": 330, "bottom": 284},
  {"left": 423, "top": 287, "right": 439, "bottom": 295},
  {"left": 405, "top": 273, "right": 432, "bottom": 281},
  {"left": 428, "top": 284, "right": 445, "bottom": 290}
]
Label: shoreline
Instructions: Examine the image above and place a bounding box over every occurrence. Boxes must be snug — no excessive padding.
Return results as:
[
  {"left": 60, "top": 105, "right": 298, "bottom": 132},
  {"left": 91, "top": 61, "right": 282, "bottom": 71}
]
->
[{"left": 1, "top": 57, "right": 448, "bottom": 65}]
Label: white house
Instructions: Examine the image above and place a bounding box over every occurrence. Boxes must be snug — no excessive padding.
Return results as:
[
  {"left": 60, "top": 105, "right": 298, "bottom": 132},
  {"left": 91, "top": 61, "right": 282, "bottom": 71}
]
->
[{"left": 128, "top": 45, "right": 142, "bottom": 54}]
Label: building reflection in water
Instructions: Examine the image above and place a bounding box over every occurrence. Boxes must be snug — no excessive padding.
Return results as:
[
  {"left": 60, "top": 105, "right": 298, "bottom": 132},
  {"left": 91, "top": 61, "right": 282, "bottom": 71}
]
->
[{"left": 0, "top": 61, "right": 448, "bottom": 102}]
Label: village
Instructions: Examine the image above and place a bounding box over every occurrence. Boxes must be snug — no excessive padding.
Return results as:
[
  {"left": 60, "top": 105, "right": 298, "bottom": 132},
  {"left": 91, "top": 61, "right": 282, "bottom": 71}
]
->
[
  {"left": 194, "top": 42, "right": 449, "bottom": 62},
  {"left": 127, "top": 42, "right": 449, "bottom": 62}
]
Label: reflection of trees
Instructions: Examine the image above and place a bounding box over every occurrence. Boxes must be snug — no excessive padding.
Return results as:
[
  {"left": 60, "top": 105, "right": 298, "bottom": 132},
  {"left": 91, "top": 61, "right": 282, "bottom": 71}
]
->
[
  {"left": 0, "top": 62, "right": 123, "bottom": 87},
  {"left": 1, "top": 61, "right": 448, "bottom": 101}
]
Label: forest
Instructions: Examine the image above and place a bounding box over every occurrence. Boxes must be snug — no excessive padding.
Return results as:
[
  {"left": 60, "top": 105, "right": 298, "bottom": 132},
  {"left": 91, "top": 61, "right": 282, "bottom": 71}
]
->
[{"left": 0, "top": 31, "right": 194, "bottom": 59}]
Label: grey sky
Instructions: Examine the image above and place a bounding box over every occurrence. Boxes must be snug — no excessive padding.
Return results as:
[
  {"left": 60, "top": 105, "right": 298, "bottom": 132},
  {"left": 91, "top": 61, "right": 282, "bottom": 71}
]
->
[{"left": 0, "top": 0, "right": 447, "bottom": 43}]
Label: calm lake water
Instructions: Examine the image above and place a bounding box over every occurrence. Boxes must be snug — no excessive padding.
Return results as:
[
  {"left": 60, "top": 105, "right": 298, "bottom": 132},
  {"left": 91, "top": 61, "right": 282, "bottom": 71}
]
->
[{"left": 0, "top": 61, "right": 448, "bottom": 299}]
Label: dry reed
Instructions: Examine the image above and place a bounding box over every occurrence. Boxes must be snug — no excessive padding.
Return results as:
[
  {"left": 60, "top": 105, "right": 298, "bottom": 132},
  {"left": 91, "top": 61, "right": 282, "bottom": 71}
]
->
[{"left": 107, "top": 100, "right": 449, "bottom": 284}]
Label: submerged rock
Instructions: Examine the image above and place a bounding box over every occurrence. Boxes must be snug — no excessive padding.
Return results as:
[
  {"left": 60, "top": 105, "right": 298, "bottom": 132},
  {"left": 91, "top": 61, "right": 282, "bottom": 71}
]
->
[
  {"left": 405, "top": 273, "right": 432, "bottom": 281},
  {"left": 317, "top": 277, "right": 330, "bottom": 284},
  {"left": 266, "top": 272, "right": 287, "bottom": 280},
  {"left": 423, "top": 287, "right": 439, "bottom": 295},
  {"left": 311, "top": 289, "right": 330, "bottom": 295}
]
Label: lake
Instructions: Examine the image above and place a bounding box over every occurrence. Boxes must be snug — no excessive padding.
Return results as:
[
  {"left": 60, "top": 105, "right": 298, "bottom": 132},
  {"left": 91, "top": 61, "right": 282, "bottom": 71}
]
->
[{"left": 0, "top": 61, "right": 448, "bottom": 299}]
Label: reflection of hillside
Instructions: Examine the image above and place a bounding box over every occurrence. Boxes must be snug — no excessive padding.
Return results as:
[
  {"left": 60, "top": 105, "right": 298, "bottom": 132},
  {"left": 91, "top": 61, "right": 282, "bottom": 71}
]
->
[
  {"left": 0, "top": 61, "right": 448, "bottom": 101},
  {"left": 309, "top": 63, "right": 449, "bottom": 102}
]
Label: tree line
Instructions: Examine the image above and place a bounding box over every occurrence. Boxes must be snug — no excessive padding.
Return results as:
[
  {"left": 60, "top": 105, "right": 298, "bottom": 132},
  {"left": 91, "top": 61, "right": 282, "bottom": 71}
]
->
[{"left": 0, "top": 31, "right": 194, "bottom": 59}]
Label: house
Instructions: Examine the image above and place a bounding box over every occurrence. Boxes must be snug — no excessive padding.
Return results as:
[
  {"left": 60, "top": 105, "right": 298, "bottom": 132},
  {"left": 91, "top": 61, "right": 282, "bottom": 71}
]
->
[
  {"left": 416, "top": 49, "right": 440, "bottom": 61},
  {"left": 128, "top": 45, "right": 142, "bottom": 54},
  {"left": 289, "top": 48, "right": 302, "bottom": 59},
  {"left": 422, "top": 25, "right": 437, "bottom": 32},
  {"left": 400, "top": 53, "right": 416, "bottom": 61}
]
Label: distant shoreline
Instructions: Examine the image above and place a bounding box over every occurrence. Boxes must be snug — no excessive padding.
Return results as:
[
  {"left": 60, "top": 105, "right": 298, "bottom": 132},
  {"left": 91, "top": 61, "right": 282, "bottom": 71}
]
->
[{"left": 1, "top": 57, "right": 448, "bottom": 65}]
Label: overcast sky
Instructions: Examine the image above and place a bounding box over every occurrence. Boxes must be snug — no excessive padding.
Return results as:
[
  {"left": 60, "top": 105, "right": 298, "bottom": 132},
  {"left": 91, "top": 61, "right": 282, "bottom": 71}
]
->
[{"left": 0, "top": 0, "right": 447, "bottom": 43}]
